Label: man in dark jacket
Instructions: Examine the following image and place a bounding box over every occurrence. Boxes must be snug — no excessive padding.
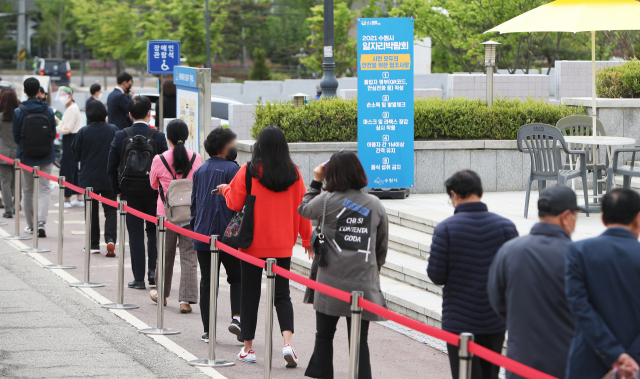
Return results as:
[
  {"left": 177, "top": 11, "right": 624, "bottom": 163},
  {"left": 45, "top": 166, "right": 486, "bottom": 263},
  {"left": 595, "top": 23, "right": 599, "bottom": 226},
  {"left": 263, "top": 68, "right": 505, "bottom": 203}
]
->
[
  {"left": 72, "top": 101, "right": 118, "bottom": 257},
  {"left": 428, "top": 170, "right": 518, "bottom": 379},
  {"left": 85, "top": 83, "right": 102, "bottom": 110},
  {"left": 565, "top": 188, "right": 640, "bottom": 379},
  {"left": 13, "top": 77, "right": 57, "bottom": 237},
  {"left": 191, "top": 127, "right": 242, "bottom": 343},
  {"left": 107, "top": 96, "right": 167, "bottom": 289},
  {"left": 107, "top": 72, "right": 134, "bottom": 130},
  {"left": 488, "top": 185, "right": 581, "bottom": 379}
]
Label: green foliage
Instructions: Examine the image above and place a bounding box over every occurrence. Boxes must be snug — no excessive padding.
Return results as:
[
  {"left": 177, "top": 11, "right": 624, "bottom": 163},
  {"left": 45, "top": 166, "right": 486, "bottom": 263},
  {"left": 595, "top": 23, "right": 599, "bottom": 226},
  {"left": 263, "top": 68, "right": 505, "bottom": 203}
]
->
[
  {"left": 596, "top": 60, "right": 640, "bottom": 99},
  {"left": 252, "top": 97, "right": 586, "bottom": 142},
  {"left": 249, "top": 48, "right": 272, "bottom": 80},
  {"left": 35, "top": 0, "right": 77, "bottom": 58}
]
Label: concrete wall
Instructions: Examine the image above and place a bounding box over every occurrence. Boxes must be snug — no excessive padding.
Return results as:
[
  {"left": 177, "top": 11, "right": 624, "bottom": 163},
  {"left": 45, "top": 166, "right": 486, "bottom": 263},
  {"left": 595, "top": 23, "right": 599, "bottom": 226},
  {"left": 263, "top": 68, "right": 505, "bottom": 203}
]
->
[
  {"left": 339, "top": 88, "right": 443, "bottom": 100},
  {"left": 228, "top": 104, "right": 255, "bottom": 140},
  {"left": 448, "top": 74, "right": 549, "bottom": 101},
  {"left": 555, "top": 60, "right": 622, "bottom": 100}
]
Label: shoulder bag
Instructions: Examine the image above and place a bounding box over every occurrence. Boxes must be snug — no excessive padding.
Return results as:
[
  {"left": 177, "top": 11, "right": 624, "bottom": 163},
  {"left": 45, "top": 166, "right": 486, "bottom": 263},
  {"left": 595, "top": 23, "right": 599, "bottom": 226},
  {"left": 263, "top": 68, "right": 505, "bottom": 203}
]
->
[{"left": 222, "top": 164, "right": 255, "bottom": 249}]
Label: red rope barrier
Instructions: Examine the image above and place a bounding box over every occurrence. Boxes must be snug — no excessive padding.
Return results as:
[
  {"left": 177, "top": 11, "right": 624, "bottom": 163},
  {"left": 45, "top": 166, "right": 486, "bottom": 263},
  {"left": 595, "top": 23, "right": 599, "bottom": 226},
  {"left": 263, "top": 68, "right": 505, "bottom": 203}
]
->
[
  {"left": 123, "top": 204, "right": 158, "bottom": 224},
  {"left": 0, "top": 155, "right": 14, "bottom": 165},
  {"left": 272, "top": 264, "right": 352, "bottom": 304},
  {"left": 468, "top": 342, "right": 558, "bottom": 379},
  {"left": 88, "top": 192, "right": 119, "bottom": 208},
  {"left": 18, "top": 162, "right": 33, "bottom": 172},
  {"left": 215, "top": 240, "right": 266, "bottom": 269},
  {"left": 164, "top": 221, "right": 210, "bottom": 244},
  {"left": 62, "top": 180, "right": 85, "bottom": 195},
  {"left": 39, "top": 170, "right": 59, "bottom": 183}
]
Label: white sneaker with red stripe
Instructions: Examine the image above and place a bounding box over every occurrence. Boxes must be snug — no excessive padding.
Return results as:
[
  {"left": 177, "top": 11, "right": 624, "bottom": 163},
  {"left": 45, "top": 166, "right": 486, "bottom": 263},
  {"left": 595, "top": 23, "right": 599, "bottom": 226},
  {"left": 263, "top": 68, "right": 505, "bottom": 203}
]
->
[
  {"left": 282, "top": 344, "right": 298, "bottom": 368},
  {"left": 238, "top": 347, "right": 256, "bottom": 363}
]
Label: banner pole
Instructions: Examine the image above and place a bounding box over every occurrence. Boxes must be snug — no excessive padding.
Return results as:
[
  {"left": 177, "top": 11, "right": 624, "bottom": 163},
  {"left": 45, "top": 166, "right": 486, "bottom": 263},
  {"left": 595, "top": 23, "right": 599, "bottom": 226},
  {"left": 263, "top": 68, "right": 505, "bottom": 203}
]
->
[
  {"left": 44, "top": 176, "right": 74, "bottom": 269},
  {"left": 4, "top": 159, "right": 30, "bottom": 240},
  {"left": 458, "top": 333, "right": 474, "bottom": 379},
  {"left": 264, "top": 258, "right": 276, "bottom": 379},
  {"left": 21, "top": 166, "right": 49, "bottom": 253},
  {"left": 348, "top": 291, "right": 363, "bottom": 379},
  {"left": 70, "top": 187, "right": 104, "bottom": 287}
]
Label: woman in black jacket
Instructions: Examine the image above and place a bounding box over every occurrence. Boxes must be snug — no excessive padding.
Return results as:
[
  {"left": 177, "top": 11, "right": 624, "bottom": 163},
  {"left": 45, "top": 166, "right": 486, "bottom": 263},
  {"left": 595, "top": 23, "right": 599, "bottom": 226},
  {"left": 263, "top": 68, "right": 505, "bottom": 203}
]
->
[{"left": 154, "top": 79, "right": 176, "bottom": 127}]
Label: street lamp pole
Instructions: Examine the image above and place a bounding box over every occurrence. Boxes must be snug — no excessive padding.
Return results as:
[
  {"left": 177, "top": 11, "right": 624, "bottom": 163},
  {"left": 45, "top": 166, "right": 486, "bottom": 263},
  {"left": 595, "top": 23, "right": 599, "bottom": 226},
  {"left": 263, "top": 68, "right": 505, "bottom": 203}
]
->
[
  {"left": 319, "top": 0, "right": 339, "bottom": 98},
  {"left": 205, "top": 0, "right": 211, "bottom": 69}
]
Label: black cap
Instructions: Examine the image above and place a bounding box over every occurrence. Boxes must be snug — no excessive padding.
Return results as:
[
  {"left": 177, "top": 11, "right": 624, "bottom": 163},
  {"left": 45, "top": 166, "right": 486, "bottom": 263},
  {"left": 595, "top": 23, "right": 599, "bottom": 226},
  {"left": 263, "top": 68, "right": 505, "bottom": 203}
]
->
[
  {"left": 538, "top": 185, "right": 586, "bottom": 214},
  {"left": 39, "top": 86, "right": 47, "bottom": 94}
]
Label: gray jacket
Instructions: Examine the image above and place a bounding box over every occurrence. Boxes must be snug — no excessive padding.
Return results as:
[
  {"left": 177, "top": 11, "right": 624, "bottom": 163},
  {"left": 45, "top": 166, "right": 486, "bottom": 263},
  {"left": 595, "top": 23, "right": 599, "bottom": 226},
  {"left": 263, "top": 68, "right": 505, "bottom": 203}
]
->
[
  {"left": 487, "top": 222, "right": 575, "bottom": 379},
  {"left": 0, "top": 115, "right": 17, "bottom": 165},
  {"left": 298, "top": 181, "right": 388, "bottom": 321}
]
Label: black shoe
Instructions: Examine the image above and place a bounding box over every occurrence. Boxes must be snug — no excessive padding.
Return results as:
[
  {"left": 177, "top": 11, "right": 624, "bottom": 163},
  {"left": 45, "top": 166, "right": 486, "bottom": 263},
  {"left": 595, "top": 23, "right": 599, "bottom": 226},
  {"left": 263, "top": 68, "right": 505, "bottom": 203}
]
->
[
  {"left": 148, "top": 270, "right": 156, "bottom": 286},
  {"left": 228, "top": 319, "right": 242, "bottom": 342},
  {"left": 201, "top": 333, "right": 209, "bottom": 343},
  {"left": 2, "top": 211, "right": 12, "bottom": 218},
  {"left": 128, "top": 280, "right": 146, "bottom": 289},
  {"left": 37, "top": 222, "right": 46, "bottom": 238}
]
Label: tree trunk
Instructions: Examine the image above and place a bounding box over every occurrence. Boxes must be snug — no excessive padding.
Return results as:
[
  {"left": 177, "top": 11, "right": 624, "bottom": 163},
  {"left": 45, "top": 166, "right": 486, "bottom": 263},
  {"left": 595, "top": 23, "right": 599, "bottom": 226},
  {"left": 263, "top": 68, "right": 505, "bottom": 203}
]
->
[{"left": 56, "top": 3, "right": 63, "bottom": 58}]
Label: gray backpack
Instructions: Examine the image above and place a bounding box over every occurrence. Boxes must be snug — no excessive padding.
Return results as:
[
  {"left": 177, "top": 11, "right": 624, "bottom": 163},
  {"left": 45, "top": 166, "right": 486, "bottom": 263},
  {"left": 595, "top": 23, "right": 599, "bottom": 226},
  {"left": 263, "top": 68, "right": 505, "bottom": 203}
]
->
[{"left": 158, "top": 154, "right": 197, "bottom": 223}]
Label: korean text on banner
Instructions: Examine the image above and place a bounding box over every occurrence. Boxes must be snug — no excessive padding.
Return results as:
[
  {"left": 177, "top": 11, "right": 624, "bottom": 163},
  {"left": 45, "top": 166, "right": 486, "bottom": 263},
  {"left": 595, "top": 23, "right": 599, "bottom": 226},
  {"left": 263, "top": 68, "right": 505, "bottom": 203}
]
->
[
  {"left": 147, "top": 40, "right": 181, "bottom": 75},
  {"left": 357, "top": 18, "right": 414, "bottom": 189}
]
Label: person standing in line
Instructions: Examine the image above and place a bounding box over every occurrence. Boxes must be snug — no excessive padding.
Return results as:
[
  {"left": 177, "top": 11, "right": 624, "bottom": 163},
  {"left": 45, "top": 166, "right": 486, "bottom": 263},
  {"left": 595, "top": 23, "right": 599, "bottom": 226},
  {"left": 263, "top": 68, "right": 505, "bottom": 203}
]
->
[
  {"left": 13, "top": 77, "right": 57, "bottom": 237},
  {"left": 298, "top": 151, "right": 388, "bottom": 379},
  {"left": 313, "top": 83, "right": 322, "bottom": 101},
  {"left": 217, "top": 125, "right": 312, "bottom": 367},
  {"left": 191, "top": 127, "right": 243, "bottom": 343},
  {"left": 86, "top": 83, "right": 102, "bottom": 109},
  {"left": 428, "top": 170, "right": 518, "bottom": 379},
  {"left": 54, "top": 86, "right": 83, "bottom": 208},
  {"left": 72, "top": 101, "right": 118, "bottom": 257},
  {"left": 487, "top": 185, "right": 581, "bottom": 379},
  {"left": 565, "top": 188, "right": 640, "bottom": 379},
  {"left": 36, "top": 86, "right": 47, "bottom": 102},
  {"left": 0, "top": 88, "right": 19, "bottom": 218},
  {"left": 148, "top": 119, "right": 201, "bottom": 313},
  {"left": 154, "top": 79, "right": 176, "bottom": 128},
  {"left": 107, "top": 96, "right": 168, "bottom": 289},
  {"left": 107, "top": 72, "right": 134, "bottom": 130}
]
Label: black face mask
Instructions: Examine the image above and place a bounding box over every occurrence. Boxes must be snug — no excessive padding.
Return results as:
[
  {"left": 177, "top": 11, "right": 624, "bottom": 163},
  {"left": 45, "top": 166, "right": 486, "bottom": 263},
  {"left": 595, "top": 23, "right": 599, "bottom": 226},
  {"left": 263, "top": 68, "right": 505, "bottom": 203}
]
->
[
  {"left": 125, "top": 83, "right": 132, "bottom": 93},
  {"left": 226, "top": 147, "right": 238, "bottom": 162}
]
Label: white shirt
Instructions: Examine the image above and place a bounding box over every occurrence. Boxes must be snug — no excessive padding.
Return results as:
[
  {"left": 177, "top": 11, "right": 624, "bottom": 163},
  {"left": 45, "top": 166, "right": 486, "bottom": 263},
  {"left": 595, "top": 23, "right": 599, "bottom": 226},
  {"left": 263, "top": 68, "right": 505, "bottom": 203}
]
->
[{"left": 56, "top": 102, "right": 81, "bottom": 135}]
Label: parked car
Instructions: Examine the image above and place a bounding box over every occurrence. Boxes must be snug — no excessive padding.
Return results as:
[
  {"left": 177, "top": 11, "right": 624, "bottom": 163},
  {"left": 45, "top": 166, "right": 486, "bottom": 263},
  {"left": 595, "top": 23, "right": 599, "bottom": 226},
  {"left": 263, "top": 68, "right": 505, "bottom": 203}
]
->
[{"left": 34, "top": 59, "right": 71, "bottom": 86}]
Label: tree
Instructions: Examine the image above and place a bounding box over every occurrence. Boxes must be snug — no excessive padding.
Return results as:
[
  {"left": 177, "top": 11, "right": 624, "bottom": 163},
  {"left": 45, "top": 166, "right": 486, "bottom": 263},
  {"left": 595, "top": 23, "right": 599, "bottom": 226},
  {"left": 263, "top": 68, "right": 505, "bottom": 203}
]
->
[
  {"left": 249, "top": 47, "right": 271, "bottom": 80},
  {"left": 219, "top": 0, "right": 269, "bottom": 68},
  {"left": 35, "top": 0, "right": 76, "bottom": 58},
  {"left": 301, "top": 0, "right": 357, "bottom": 77},
  {"left": 171, "top": 0, "right": 227, "bottom": 66}
]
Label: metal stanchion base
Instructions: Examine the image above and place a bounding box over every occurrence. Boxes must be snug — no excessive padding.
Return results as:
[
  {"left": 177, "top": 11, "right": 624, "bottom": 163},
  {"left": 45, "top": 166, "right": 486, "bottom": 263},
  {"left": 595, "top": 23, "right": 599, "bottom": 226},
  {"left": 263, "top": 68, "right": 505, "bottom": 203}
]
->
[
  {"left": 189, "top": 359, "right": 235, "bottom": 368},
  {"left": 69, "top": 282, "right": 105, "bottom": 288},
  {"left": 21, "top": 247, "right": 51, "bottom": 253},
  {"left": 4, "top": 235, "right": 31, "bottom": 240},
  {"left": 44, "top": 264, "right": 76, "bottom": 269},
  {"left": 102, "top": 303, "right": 139, "bottom": 310},
  {"left": 0, "top": 221, "right": 8, "bottom": 226},
  {"left": 139, "top": 328, "right": 180, "bottom": 335}
]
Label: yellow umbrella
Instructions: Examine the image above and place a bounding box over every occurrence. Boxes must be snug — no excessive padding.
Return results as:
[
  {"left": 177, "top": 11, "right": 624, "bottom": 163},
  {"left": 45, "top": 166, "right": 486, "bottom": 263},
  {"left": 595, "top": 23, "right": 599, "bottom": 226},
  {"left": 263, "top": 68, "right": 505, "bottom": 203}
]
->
[{"left": 486, "top": 0, "right": 640, "bottom": 134}]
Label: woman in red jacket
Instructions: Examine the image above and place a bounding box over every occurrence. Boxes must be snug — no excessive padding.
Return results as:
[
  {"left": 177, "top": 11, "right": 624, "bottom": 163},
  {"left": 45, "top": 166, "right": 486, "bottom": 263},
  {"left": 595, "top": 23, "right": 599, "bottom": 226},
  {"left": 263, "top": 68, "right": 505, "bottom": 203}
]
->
[{"left": 218, "top": 125, "right": 312, "bottom": 368}]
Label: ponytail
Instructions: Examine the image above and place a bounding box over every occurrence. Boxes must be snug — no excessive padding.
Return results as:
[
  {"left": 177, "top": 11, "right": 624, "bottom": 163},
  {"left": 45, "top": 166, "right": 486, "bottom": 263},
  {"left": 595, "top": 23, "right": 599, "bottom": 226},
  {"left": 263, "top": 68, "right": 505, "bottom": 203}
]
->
[{"left": 166, "top": 119, "right": 191, "bottom": 174}]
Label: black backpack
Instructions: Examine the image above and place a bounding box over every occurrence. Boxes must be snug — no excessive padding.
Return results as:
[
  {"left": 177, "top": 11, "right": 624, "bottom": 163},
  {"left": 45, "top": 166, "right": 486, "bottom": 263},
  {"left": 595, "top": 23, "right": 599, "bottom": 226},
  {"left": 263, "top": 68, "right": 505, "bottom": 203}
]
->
[
  {"left": 118, "top": 128, "right": 158, "bottom": 195},
  {"left": 19, "top": 105, "right": 54, "bottom": 158}
]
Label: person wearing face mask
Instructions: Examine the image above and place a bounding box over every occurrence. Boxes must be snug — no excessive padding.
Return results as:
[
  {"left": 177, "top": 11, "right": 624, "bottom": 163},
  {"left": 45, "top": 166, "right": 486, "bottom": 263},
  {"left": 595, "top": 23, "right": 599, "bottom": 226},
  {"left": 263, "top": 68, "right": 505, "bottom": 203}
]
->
[
  {"left": 487, "top": 185, "right": 581, "bottom": 379},
  {"left": 190, "top": 127, "right": 243, "bottom": 343},
  {"left": 428, "top": 170, "right": 518, "bottom": 379},
  {"left": 55, "top": 86, "right": 84, "bottom": 208},
  {"left": 86, "top": 83, "right": 102, "bottom": 109},
  {"left": 107, "top": 72, "right": 134, "bottom": 130}
]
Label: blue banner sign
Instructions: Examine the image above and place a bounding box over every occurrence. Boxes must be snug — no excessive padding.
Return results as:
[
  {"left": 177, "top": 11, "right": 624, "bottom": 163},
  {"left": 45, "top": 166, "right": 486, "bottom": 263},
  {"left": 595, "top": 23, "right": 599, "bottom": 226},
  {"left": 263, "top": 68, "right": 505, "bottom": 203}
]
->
[
  {"left": 357, "top": 18, "right": 414, "bottom": 189},
  {"left": 173, "top": 66, "right": 197, "bottom": 87},
  {"left": 147, "top": 40, "right": 181, "bottom": 74}
]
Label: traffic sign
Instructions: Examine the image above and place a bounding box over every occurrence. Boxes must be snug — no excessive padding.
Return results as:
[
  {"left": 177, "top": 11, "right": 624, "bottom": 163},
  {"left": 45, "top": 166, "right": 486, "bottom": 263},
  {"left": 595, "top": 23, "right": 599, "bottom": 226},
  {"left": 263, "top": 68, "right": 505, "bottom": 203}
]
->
[{"left": 147, "top": 40, "right": 181, "bottom": 75}]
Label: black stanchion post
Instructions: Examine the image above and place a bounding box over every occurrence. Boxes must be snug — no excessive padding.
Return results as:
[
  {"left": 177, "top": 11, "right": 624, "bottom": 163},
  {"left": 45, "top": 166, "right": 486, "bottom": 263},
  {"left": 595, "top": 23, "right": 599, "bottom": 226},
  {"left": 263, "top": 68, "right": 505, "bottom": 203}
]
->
[
  {"left": 264, "top": 258, "right": 277, "bottom": 379},
  {"left": 102, "top": 200, "right": 138, "bottom": 309},
  {"left": 70, "top": 187, "right": 104, "bottom": 288},
  {"left": 140, "top": 216, "right": 180, "bottom": 335},
  {"left": 189, "top": 235, "right": 234, "bottom": 367},
  {"left": 458, "top": 333, "right": 474, "bottom": 379},
  {"left": 21, "top": 166, "right": 50, "bottom": 253},
  {"left": 44, "top": 176, "right": 75, "bottom": 269},
  {"left": 4, "top": 158, "right": 30, "bottom": 240},
  {"left": 348, "top": 291, "right": 363, "bottom": 379}
]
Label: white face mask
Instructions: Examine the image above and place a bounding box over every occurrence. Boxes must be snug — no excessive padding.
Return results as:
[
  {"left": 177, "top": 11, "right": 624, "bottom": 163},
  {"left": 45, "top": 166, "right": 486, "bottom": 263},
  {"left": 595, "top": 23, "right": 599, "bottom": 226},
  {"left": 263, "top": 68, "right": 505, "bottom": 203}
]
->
[{"left": 58, "top": 95, "right": 69, "bottom": 104}]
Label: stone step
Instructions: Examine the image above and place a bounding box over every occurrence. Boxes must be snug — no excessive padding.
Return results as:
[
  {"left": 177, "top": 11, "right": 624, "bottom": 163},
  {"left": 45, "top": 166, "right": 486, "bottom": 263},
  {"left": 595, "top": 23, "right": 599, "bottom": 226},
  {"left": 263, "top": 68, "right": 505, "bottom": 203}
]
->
[
  {"left": 382, "top": 199, "right": 448, "bottom": 235},
  {"left": 626, "top": 161, "right": 640, "bottom": 168},
  {"left": 388, "top": 223, "right": 433, "bottom": 260},
  {"left": 290, "top": 244, "right": 443, "bottom": 328}
]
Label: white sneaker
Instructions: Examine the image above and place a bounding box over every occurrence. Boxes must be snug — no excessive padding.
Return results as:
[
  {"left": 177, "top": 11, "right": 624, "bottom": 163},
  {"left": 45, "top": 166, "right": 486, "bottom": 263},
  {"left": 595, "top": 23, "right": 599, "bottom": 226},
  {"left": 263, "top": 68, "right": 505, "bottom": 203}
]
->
[
  {"left": 24, "top": 226, "right": 33, "bottom": 234},
  {"left": 70, "top": 199, "right": 84, "bottom": 207},
  {"left": 237, "top": 347, "right": 256, "bottom": 363},
  {"left": 282, "top": 344, "right": 298, "bottom": 368},
  {"left": 49, "top": 184, "right": 57, "bottom": 192},
  {"left": 54, "top": 201, "right": 72, "bottom": 209}
]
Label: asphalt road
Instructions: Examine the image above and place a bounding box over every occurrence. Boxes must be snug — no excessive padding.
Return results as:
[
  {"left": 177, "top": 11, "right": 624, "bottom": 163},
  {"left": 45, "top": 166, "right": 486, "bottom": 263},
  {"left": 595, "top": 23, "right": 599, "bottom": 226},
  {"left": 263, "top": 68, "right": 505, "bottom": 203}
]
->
[{"left": 0, "top": 170, "right": 452, "bottom": 379}]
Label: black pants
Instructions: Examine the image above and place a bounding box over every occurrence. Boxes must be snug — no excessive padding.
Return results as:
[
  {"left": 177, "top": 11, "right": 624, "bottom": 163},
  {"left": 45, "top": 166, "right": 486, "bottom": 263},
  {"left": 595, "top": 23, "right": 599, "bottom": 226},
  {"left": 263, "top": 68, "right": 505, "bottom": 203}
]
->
[
  {"left": 240, "top": 257, "right": 294, "bottom": 341},
  {"left": 305, "top": 311, "right": 371, "bottom": 379},
  {"left": 87, "top": 190, "right": 117, "bottom": 249},
  {"left": 447, "top": 331, "right": 505, "bottom": 379},
  {"left": 121, "top": 194, "right": 157, "bottom": 282},
  {"left": 197, "top": 249, "right": 242, "bottom": 333},
  {"left": 60, "top": 134, "right": 78, "bottom": 199}
]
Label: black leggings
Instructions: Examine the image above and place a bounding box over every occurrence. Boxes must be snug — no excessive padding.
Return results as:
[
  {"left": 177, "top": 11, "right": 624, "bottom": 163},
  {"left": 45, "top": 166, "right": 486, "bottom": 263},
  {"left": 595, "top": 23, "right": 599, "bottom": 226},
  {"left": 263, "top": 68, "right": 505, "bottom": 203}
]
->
[
  {"left": 304, "top": 311, "right": 371, "bottom": 379},
  {"left": 197, "top": 250, "right": 242, "bottom": 333},
  {"left": 240, "top": 257, "right": 294, "bottom": 341}
]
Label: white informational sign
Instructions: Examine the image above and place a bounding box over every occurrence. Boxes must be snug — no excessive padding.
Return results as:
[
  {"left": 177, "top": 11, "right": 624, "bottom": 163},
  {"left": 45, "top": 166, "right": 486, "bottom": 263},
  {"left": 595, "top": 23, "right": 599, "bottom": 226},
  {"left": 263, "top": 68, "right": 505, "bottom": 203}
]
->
[
  {"left": 324, "top": 46, "right": 333, "bottom": 57},
  {"left": 176, "top": 87, "right": 199, "bottom": 154}
]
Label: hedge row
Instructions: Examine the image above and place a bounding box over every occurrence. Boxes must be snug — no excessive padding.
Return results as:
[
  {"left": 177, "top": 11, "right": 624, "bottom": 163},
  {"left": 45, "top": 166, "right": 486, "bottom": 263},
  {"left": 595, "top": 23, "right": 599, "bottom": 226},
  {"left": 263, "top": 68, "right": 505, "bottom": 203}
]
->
[
  {"left": 251, "top": 97, "right": 586, "bottom": 142},
  {"left": 596, "top": 59, "right": 640, "bottom": 99}
]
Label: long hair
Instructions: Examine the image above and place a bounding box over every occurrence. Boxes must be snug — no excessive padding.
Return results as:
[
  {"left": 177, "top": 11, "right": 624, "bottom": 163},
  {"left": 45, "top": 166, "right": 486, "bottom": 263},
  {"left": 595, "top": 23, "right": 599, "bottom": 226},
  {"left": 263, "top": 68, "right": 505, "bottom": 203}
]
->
[
  {"left": 0, "top": 88, "right": 19, "bottom": 122},
  {"left": 249, "top": 125, "right": 298, "bottom": 192},
  {"left": 166, "top": 119, "right": 191, "bottom": 175}
]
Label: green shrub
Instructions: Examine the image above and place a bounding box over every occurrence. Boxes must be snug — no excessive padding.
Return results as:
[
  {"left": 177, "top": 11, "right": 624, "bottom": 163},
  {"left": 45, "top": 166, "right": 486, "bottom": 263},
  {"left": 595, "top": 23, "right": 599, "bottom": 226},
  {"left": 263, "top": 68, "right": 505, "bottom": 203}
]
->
[
  {"left": 249, "top": 48, "right": 272, "bottom": 81},
  {"left": 252, "top": 97, "right": 586, "bottom": 142},
  {"left": 596, "top": 60, "right": 640, "bottom": 98}
]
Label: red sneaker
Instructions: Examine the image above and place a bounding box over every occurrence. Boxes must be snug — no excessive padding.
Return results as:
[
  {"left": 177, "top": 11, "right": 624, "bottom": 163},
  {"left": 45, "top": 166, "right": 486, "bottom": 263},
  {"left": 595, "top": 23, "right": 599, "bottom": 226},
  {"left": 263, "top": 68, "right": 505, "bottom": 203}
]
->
[{"left": 105, "top": 242, "right": 116, "bottom": 257}]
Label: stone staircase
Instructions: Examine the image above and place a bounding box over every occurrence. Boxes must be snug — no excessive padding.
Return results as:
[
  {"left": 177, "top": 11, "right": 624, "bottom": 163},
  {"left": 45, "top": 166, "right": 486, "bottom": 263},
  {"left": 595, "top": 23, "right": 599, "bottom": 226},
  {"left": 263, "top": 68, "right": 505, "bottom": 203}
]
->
[{"left": 290, "top": 202, "right": 446, "bottom": 329}]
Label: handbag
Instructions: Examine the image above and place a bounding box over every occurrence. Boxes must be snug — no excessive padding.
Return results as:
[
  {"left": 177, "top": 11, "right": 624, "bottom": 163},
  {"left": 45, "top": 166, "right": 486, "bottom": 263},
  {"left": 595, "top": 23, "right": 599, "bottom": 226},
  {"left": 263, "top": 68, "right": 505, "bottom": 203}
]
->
[
  {"left": 222, "top": 164, "right": 255, "bottom": 249},
  {"left": 310, "top": 193, "right": 330, "bottom": 267}
]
